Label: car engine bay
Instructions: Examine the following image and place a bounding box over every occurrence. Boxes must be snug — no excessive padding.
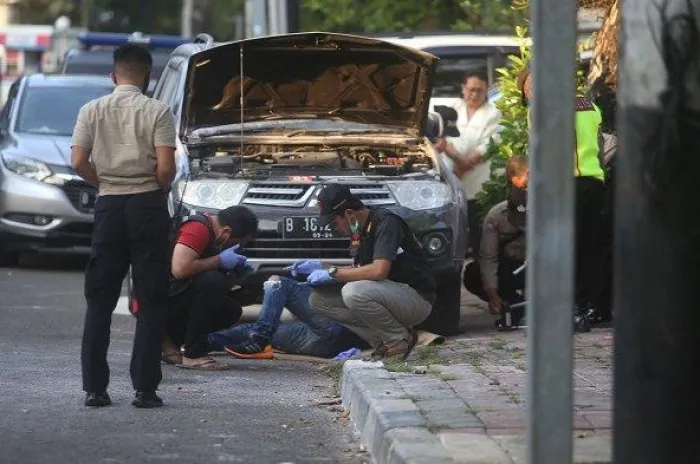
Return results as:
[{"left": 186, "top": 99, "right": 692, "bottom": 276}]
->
[{"left": 188, "top": 144, "right": 436, "bottom": 178}]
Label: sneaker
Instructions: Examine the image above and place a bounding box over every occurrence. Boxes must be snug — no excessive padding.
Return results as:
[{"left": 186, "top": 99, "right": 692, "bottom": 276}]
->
[
  {"left": 132, "top": 391, "right": 163, "bottom": 408},
  {"left": 224, "top": 335, "right": 274, "bottom": 360},
  {"left": 85, "top": 392, "right": 111, "bottom": 407}
]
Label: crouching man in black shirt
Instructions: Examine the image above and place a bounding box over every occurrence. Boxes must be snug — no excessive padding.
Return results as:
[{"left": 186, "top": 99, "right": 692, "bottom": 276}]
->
[{"left": 305, "top": 184, "right": 435, "bottom": 360}]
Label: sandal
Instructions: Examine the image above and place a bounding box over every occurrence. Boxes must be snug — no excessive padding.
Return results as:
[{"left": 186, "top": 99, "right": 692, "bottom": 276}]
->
[
  {"left": 383, "top": 330, "right": 418, "bottom": 361},
  {"left": 363, "top": 344, "right": 387, "bottom": 362},
  {"left": 161, "top": 351, "right": 183, "bottom": 366},
  {"left": 177, "top": 357, "right": 228, "bottom": 371}
]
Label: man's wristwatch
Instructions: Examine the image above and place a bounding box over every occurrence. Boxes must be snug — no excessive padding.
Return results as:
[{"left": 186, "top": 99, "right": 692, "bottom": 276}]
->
[{"left": 328, "top": 266, "right": 338, "bottom": 278}]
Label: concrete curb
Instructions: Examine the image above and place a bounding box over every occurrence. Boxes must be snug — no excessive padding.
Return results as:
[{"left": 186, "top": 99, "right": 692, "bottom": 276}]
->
[
  {"left": 340, "top": 360, "right": 512, "bottom": 464},
  {"left": 339, "top": 359, "right": 612, "bottom": 464}
]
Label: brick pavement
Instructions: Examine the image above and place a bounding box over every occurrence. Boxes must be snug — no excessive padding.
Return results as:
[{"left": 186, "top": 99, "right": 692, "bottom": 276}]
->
[{"left": 338, "top": 288, "right": 614, "bottom": 463}]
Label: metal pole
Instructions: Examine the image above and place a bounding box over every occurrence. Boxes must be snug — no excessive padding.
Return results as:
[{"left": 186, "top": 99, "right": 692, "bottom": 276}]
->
[
  {"left": 267, "top": 0, "right": 279, "bottom": 35},
  {"left": 615, "top": 0, "right": 700, "bottom": 462},
  {"left": 181, "top": 0, "right": 193, "bottom": 38},
  {"left": 526, "top": 0, "right": 577, "bottom": 462}
]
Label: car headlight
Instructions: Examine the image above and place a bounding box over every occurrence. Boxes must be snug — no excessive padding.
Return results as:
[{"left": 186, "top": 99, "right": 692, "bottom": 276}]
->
[
  {"left": 178, "top": 179, "right": 247, "bottom": 209},
  {"left": 388, "top": 181, "right": 452, "bottom": 210},
  {"left": 0, "top": 153, "right": 62, "bottom": 183}
]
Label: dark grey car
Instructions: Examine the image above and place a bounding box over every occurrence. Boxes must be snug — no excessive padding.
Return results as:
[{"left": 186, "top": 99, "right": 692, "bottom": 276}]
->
[
  {"left": 0, "top": 74, "right": 114, "bottom": 264},
  {"left": 145, "top": 33, "right": 468, "bottom": 335}
]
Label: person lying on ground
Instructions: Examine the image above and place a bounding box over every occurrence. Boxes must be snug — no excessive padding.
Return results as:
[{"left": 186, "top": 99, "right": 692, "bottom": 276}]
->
[
  {"left": 207, "top": 275, "right": 370, "bottom": 359},
  {"left": 304, "top": 183, "right": 436, "bottom": 361},
  {"left": 162, "top": 205, "right": 258, "bottom": 371}
]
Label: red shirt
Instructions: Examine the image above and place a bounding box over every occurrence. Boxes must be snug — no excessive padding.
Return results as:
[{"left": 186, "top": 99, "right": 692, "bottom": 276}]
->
[{"left": 176, "top": 217, "right": 213, "bottom": 256}]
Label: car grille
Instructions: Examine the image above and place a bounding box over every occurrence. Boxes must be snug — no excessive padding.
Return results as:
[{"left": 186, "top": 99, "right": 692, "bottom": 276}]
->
[
  {"left": 61, "top": 180, "right": 97, "bottom": 214},
  {"left": 344, "top": 184, "right": 395, "bottom": 206},
  {"left": 241, "top": 238, "right": 351, "bottom": 259},
  {"left": 242, "top": 183, "right": 315, "bottom": 207},
  {"left": 241, "top": 182, "right": 395, "bottom": 207}
]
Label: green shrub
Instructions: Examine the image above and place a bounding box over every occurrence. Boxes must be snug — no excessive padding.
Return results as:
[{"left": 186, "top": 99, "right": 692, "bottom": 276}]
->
[
  {"left": 474, "top": 25, "right": 531, "bottom": 220},
  {"left": 474, "top": 24, "right": 590, "bottom": 220}
]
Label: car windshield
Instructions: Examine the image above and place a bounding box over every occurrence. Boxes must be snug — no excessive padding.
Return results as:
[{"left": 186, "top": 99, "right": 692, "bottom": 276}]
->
[
  {"left": 15, "top": 85, "right": 114, "bottom": 136},
  {"left": 431, "top": 55, "right": 489, "bottom": 98}
]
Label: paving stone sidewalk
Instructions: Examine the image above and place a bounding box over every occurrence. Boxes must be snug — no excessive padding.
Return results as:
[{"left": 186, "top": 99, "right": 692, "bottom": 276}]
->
[{"left": 338, "top": 291, "right": 614, "bottom": 464}]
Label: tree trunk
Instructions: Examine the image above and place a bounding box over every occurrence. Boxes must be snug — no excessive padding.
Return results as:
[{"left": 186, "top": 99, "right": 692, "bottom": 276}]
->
[{"left": 587, "top": 0, "right": 620, "bottom": 88}]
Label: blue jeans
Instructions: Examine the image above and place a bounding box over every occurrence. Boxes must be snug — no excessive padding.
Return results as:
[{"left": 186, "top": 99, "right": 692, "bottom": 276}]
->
[{"left": 208, "top": 276, "right": 367, "bottom": 358}]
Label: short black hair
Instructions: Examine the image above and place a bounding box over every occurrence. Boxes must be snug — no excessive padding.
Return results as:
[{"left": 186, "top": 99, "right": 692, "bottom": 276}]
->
[
  {"left": 218, "top": 206, "right": 258, "bottom": 239},
  {"left": 113, "top": 44, "right": 152, "bottom": 76},
  {"left": 464, "top": 70, "right": 488, "bottom": 84}
]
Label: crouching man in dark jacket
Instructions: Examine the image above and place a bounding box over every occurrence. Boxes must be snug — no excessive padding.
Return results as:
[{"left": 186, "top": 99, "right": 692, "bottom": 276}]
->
[{"left": 305, "top": 183, "right": 435, "bottom": 361}]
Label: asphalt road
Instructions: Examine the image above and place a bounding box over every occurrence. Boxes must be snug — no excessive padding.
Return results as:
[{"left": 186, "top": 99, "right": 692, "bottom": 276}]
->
[{"left": 0, "top": 253, "right": 367, "bottom": 464}]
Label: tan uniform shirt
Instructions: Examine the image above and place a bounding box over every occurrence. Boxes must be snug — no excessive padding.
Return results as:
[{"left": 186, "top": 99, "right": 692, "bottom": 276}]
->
[
  {"left": 479, "top": 201, "right": 526, "bottom": 290},
  {"left": 71, "top": 85, "right": 176, "bottom": 196}
]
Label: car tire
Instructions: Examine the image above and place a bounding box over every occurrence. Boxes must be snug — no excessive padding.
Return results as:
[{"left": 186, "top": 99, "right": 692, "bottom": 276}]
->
[{"left": 418, "top": 269, "right": 463, "bottom": 336}]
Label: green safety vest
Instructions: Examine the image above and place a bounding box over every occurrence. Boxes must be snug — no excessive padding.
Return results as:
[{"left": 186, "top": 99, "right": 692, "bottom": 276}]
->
[{"left": 527, "top": 98, "right": 605, "bottom": 181}]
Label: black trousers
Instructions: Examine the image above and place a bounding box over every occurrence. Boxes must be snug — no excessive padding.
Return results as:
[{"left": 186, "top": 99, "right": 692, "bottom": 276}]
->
[
  {"left": 167, "top": 271, "right": 243, "bottom": 358},
  {"left": 574, "top": 176, "right": 607, "bottom": 307},
  {"left": 463, "top": 258, "right": 525, "bottom": 304},
  {"left": 81, "top": 190, "right": 171, "bottom": 394}
]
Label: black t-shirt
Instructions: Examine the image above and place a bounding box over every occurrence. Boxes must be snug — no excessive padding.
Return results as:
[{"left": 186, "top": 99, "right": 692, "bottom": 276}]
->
[{"left": 354, "top": 208, "right": 435, "bottom": 296}]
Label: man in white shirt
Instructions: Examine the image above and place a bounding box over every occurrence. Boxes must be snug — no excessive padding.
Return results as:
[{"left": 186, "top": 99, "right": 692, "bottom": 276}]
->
[{"left": 435, "top": 70, "right": 501, "bottom": 255}]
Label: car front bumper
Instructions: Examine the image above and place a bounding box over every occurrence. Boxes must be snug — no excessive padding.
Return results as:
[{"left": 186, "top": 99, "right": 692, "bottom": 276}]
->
[{"left": 0, "top": 171, "right": 95, "bottom": 252}]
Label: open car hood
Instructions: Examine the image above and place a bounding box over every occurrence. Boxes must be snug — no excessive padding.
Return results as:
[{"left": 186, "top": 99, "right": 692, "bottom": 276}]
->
[{"left": 181, "top": 32, "right": 438, "bottom": 139}]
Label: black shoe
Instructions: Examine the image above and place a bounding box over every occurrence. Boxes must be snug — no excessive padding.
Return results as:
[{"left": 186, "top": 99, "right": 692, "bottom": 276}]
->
[
  {"left": 85, "top": 392, "right": 112, "bottom": 407},
  {"left": 132, "top": 391, "right": 163, "bottom": 408},
  {"left": 573, "top": 306, "right": 591, "bottom": 333}
]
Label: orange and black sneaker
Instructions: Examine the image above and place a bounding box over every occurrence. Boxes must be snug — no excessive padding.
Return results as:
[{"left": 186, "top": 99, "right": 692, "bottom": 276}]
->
[{"left": 224, "top": 335, "right": 274, "bottom": 360}]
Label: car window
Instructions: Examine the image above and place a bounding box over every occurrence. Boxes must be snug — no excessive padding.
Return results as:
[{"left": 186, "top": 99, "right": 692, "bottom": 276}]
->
[
  {"left": 156, "top": 58, "right": 184, "bottom": 111},
  {"left": 14, "top": 85, "right": 114, "bottom": 136},
  {"left": 0, "top": 80, "right": 20, "bottom": 128}
]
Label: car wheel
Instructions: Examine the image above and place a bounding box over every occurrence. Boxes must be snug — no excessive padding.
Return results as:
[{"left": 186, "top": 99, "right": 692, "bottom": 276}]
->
[
  {"left": 127, "top": 266, "right": 138, "bottom": 317},
  {"left": 418, "top": 269, "right": 463, "bottom": 336}
]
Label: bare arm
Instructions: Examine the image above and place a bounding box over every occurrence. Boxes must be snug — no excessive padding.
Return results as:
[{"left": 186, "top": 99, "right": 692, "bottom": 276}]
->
[
  {"left": 171, "top": 243, "right": 221, "bottom": 280},
  {"left": 70, "top": 105, "right": 98, "bottom": 186},
  {"left": 71, "top": 146, "right": 99, "bottom": 187},
  {"left": 155, "top": 146, "right": 176, "bottom": 192},
  {"left": 333, "top": 259, "right": 391, "bottom": 283}
]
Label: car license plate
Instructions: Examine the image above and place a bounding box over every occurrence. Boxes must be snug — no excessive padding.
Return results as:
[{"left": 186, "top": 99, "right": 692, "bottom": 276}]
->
[{"left": 282, "top": 216, "right": 335, "bottom": 239}]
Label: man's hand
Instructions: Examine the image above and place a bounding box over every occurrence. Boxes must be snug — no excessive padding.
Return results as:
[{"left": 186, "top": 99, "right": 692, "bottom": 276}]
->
[
  {"left": 289, "top": 259, "right": 323, "bottom": 277},
  {"left": 306, "top": 269, "right": 334, "bottom": 287},
  {"left": 486, "top": 288, "right": 502, "bottom": 314},
  {"left": 219, "top": 244, "right": 247, "bottom": 270},
  {"left": 434, "top": 138, "right": 447, "bottom": 152}
]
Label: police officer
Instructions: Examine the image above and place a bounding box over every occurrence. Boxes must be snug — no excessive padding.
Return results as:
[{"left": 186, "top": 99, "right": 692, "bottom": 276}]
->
[
  {"left": 518, "top": 67, "right": 605, "bottom": 327},
  {"left": 71, "top": 44, "right": 176, "bottom": 408},
  {"left": 305, "top": 183, "right": 435, "bottom": 361},
  {"left": 463, "top": 156, "right": 527, "bottom": 315}
]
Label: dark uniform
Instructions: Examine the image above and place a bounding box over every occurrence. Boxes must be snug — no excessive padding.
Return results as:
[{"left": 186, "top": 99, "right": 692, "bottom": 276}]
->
[{"left": 463, "top": 193, "right": 526, "bottom": 306}]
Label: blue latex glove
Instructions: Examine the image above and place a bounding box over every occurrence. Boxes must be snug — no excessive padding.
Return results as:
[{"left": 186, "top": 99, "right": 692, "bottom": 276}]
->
[
  {"left": 306, "top": 269, "right": 335, "bottom": 286},
  {"left": 290, "top": 259, "right": 323, "bottom": 277},
  {"left": 219, "top": 244, "right": 247, "bottom": 270}
]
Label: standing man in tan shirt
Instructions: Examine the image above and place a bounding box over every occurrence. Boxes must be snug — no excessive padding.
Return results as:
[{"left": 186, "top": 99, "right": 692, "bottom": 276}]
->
[{"left": 71, "top": 44, "right": 176, "bottom": 409}]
